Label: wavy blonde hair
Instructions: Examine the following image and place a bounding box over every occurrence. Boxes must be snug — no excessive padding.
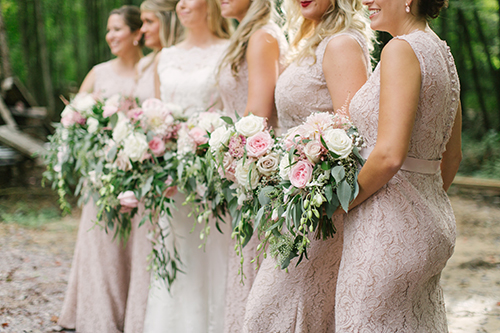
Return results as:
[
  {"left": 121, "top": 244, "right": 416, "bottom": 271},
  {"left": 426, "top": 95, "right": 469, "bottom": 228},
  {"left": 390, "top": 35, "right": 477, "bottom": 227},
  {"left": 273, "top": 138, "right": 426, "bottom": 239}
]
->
[
  {"left": 206, "top": 0, "right": 233, "bottom": 39},
  {"left": 285, "top": 0, "right": 373, "bottom": 64},
  {"left": 140, "top": 0, "right": 184, "bottom": 48},
  {"left": 218, "top": 0, "right": 277, "bottom": 75}
]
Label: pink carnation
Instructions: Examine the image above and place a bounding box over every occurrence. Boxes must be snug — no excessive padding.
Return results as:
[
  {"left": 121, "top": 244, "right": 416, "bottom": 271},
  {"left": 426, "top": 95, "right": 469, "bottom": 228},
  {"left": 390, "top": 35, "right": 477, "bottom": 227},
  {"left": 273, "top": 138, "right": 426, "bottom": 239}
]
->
[
  {"left": 149, "top": 136, "right": 166, "bottom": 157},
  {"left": 218, "top": 153, "right": 237, "bottom": 182},
  {"left": 126, "top": 108, "right": 144, "bottom": 122},
  {"left": 189, "top": 127, "right": 209, "bottom": 146},
  {"left": 61, "top": 110, "right": 86, "bottom": 127},
  {"left": 246, "top": 131, "right": 273, "bottom": 158},
  {"left": 228, "top": 134, "right": 246, "bottom": 159},
  {"left": 118, "top": 191, "right": 139, "bottom": 213},
  {"left": 289, "top": 160, "right": 313, "bottom": 189}
]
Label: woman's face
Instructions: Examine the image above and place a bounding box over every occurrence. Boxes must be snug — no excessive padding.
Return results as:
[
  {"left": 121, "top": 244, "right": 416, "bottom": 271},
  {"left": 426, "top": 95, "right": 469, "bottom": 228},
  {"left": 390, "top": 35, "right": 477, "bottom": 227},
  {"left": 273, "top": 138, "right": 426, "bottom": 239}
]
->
[
  {"left": 106, "top": 14, "right": 140, "bottom": 56},
  {"left": 220, "top": 0, "right": 251, "bottom": 22},
  {"left": 176, "top": 0, "right": 208, "bottom": 29},
  {"left": 141, "top": 11, "right": 162, "bottom": 49},
  {"left": 298, "top": 0, "right": 332, "bottom": 23},
  {"left": 362, "top": 0, "right": 406, "bottom": 33}
]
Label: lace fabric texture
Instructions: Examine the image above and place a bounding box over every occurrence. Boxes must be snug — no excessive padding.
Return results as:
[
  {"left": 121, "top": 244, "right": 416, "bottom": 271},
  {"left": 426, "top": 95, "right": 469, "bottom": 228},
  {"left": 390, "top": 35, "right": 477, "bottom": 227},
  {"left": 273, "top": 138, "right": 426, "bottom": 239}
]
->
[
  {"left": 335, "top": 30, "right": 459, "bottom": 332},
  {"left": 217, "top": 21, "right": 289, "bottom": 333},
  {"left": 158, "top": 42, "right": 228, "bottom": 116},
  {"left": 143, "top": 42, "right": 231, "bottom": 333},
  {"left": 58, "top": 61, "right": 153, "bottom": 333},
  {"left": 241, "top": 30, "right": 370, "bottom": 333}
]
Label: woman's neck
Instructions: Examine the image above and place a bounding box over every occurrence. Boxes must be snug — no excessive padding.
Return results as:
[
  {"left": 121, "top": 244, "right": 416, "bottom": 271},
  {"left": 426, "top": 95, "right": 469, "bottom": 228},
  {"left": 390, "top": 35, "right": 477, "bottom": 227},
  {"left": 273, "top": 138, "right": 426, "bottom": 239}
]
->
[{"left": 180, "top": 26, "right": 221, "bottom": 49}]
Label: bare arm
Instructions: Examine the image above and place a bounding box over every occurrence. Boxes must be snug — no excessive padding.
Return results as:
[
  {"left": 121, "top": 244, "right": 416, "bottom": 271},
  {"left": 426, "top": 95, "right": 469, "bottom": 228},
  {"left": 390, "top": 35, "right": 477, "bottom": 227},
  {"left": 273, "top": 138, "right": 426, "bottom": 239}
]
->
[
  {"left": 323, "top": 35, "right": 368, "bottom": 111},
  {"left": 244, "top": 29, "right": 280, "bottom": 119},
  {"left": 440, "top": 101, "right": 462, "bottom": 191},
  {"left": 79, "top": 68, "right": 96, "bottom": 94},
  {"left": 347, "top": 39, "right": 421, "bottom": 210}
]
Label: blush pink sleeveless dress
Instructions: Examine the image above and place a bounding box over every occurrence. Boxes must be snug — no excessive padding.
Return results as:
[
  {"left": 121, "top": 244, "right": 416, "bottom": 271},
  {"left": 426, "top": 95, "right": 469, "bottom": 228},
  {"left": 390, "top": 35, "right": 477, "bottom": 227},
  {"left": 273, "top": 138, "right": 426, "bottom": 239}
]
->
[
  {"left": 218, "top": 21, "right": 288, "bottom": 333},
  {"left": 241, "top": 30, "right": 370, "bottom": 332},
  {"left": 335, "top": 30, "right": 459, "bottom": 332},
  {"left": 58, "top": 58, "right": 154, "bottom": 333}
]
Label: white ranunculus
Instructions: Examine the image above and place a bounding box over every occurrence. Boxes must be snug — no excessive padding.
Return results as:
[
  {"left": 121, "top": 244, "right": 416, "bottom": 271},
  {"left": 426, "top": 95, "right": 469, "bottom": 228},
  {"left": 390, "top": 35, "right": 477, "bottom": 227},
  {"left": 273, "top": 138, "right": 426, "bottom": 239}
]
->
[
  {"left": 197, "top": 112, "right": 225, "bottom": 133},
  {"left": 112, "top": 117, "right": 131, "bottom": 143},
  {"left": 72, "top": 93, "right": 96, "bottom": 116},
  {"left": 86, "top": 117, "right": 99, "bottom": 134},
  {"left": 235, "top": 114, "right": 265, "bottom": 137},
  {"left": 322, "top": 128, "right": 353, "bottom": 159},
  {"left": 165, "top": 103, "right": 184, "bottom": 120},
  {"left": 114, "top": 150, "right": 132, "bottom": 171},
  {"left": 122, "top": 132, "right": 149, "bottom": 162},
  {"left": 176, "top": 125, "right": 196, "bottom": 155},
  {"left": 209, "top": 126, "right": 232, "bottom": 152},
  {"left": 256, "top": 153, "right": 279, "bottom": 176},
  {"left": 279, "top": 155, "right": 291, "bottom": 180},
  {"left": 303, "top": 140, "right": 323, "bottom": 164},
  {"left": 235, "top": 159, "right": 260, "bottom": 190}
]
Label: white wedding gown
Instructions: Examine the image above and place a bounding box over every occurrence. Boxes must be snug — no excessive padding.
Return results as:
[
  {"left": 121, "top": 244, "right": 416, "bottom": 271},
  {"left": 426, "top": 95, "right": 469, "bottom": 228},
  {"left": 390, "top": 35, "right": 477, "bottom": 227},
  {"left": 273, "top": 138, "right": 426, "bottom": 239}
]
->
[{"left": 143, "top": 41, "right": 230, "bottom": 333}]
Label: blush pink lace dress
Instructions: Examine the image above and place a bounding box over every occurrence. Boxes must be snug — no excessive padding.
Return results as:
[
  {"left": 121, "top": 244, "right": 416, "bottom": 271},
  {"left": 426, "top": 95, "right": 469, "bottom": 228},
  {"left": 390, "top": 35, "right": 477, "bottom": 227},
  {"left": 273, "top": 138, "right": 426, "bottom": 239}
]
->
[
  {"left": 335, "top": 30, "right": 460, "bottom": 332},
  {"left": 218, "top": 21, "right": 288, "bottom": 333},
  {"left": 58, "top": 58, "right": 154, "bottom": 333},
  {"left": 241, "top": 30, "right": 371, "bottom": 333}
]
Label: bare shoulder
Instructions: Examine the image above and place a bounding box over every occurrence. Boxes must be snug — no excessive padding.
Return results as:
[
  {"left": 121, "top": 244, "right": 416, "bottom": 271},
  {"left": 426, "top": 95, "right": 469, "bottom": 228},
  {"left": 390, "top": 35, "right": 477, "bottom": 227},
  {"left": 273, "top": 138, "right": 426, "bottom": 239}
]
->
[
  {"left": 380, "top": 38, "right": 419, "bottom": 67},
  {"left": 249, "top": 28, "right": 279, "bottom": 48},
  {"left": 323, "top": 34, "right": 364, "bottom": 64}
]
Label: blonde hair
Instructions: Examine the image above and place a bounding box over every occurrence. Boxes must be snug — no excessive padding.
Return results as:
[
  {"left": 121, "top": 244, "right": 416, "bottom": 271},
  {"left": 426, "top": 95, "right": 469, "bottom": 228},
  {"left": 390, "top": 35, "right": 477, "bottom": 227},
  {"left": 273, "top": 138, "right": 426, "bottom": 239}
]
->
[
  {"left": 219, "top": 0, "right": 277, "bottom": 75},
  {"left": 284, "top": 0, "right": 373, "bottom": 64},
  {"left": 206, "top": 0, "right": 233, "bottom": 39},
  {"left": 140, "top": 0, "right": 184, "bottom": 48}
]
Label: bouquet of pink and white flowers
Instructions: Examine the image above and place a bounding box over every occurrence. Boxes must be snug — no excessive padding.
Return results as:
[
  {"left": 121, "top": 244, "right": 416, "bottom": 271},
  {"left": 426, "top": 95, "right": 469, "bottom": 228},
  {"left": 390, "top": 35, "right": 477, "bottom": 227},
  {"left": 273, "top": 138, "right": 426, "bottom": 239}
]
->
[
  {"left": 256, "top": 110, "right": 364, "bottom": 269},
  {"left": 174, "top": 110, "right": 233, "bottom": 245},
  {"left": 209, "top": 114, "right": 281, "bottom": 267},
  {"left": 43, "top": 93, "right": 138, "bottom": 213}
]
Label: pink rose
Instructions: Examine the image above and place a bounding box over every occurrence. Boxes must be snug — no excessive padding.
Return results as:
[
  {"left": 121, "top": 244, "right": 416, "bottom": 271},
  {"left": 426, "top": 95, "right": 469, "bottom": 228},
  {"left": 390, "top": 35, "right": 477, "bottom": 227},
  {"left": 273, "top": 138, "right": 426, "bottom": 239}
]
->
[
  {"left": 103, "top": 105, "right": 118, "bottom": 118},
  {"left": 118, "top": 191, "right": 139, "bottom": 213},
  {"left": 149, "top": 136, "right": 166, "bottom": 157},
  {"left": 163, "top": 176, "right": 178, "bottom": 198},
  {"left": 189, "top": 127, "right": 208, "bottom": 146},
  {"left": 246, "top": 131, "right": 273, "bottom": 158},
  {"left": 289, "top": 160, "right": 313, "bottom": 189},
  {"left": 218, "top": 153, "right": 237, "bottom": 182}
]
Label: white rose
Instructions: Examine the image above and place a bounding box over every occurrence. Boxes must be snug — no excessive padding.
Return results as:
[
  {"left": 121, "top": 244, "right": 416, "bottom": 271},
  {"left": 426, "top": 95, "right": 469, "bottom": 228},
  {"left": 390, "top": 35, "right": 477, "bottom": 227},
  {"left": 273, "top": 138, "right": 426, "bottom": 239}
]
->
[
  {"left": 104, "top": 93, "right": 121, "bottom": 108},
  {"left": 122, "top": 132, "right": 149, "bottom": 162},
  {"left": 235, "top": 114, "right": 265, "bottom": 137},
  {"left": 112, "top": 117, "right": 131, "bottom": 143},
  {"left": 235, "top": 159, "right": 260, "bottom": 190},
  {"left": 165, "top": 103, "right": 184, "bottom": 119},
  {"left": 176, "top": 125, "right": 196, "bottom": 155},
  {"left": 303, "top": 140, "right": 323, "bottom": 164},
  {"left": 322, "top": 128, "right": 353, "bottom": 159},
  {"left": 256, "top": 153, "right": 279, "bottom": 176},
  {"left": 279, "top": 155, "right": 291, "bottom": 180},
  {"left": 209, "top": 126, "right": 232, "bottom": 152},
  {"left": 72, "top": 93, "right": 96, "bottom": 116},
  {"left": 197, "top": 112, "right": 225, "bottom": 132},
  {"left": 86, "top": 117, "right": 99, "bottom": 134}
]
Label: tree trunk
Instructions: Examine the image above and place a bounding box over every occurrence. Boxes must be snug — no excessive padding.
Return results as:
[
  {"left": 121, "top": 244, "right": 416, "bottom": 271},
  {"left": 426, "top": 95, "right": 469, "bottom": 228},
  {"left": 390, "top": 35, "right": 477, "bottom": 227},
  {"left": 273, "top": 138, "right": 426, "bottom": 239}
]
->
[
  {"left": 457, "top": 9, "right": 490, "bottom": 131},
  {"left": 0, "top": 2, "right": 12, "bottom": 80},
  {"left": 34, "top": 0, "right": 55, "bottom": 118}
]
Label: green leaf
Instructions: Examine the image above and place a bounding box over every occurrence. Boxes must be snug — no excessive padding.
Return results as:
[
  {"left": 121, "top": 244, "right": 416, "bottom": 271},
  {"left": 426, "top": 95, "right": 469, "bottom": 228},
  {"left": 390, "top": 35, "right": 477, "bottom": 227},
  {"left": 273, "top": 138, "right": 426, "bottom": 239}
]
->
[
  {"left": 141, "top": 175, "right": 154, "bottom": 198},
  {"left": 220, "top": 116, "right": 234, "bottom": 125},
  {"left": 254, "top": 206, "right": 266, "bottom": 231},
  {"left": 353, "top": 146, "right": 365, "bottom": 166},
  {"left": 331, "top": 165, "right": 345, "bottom": 184},
  {"left": 324, "top": 183, "right": 333, "bottom": 203},
  {"left": 325, "top": 198, "right": 339, "bottom": 219},
  {"left": 337, "top": 180, "right": 352, "bottom": 212},
  {"left": 321, "top": 161, "right": 330, "bottom": 170},
  {"left": 258, "top": 186, "right": 274, "bottom": 206}
]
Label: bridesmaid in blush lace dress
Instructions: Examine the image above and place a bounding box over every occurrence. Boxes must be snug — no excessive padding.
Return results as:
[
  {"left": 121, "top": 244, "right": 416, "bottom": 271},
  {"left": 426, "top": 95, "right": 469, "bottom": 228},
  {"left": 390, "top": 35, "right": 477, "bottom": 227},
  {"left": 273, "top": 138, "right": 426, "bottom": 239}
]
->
[
  {"left": 58, "top": 6, "right": 148, "bottom": 333},
  {"left": 217, "top": 0, "right": 287, "bottom": 331},
  {"left": 334, "top": 0, "right": 462, "bottom": 331},
  {"left": 241, "top": 0, "right": 372, "bottom": 331}
]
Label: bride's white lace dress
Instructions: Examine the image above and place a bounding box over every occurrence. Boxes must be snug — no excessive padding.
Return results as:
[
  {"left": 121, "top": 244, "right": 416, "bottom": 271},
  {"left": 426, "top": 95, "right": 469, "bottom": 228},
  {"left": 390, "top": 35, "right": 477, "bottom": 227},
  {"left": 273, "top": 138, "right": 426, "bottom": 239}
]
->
[{"left": 143, "top": 41, "right": 230, "bottom": 333}]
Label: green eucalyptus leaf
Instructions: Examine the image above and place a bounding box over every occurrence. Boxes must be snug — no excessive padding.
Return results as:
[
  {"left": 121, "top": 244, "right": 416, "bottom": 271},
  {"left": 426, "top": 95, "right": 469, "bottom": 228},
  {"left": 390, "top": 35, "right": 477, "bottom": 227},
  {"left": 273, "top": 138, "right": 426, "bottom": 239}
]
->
[
  {"left": 331, "top": 165, "right": 345, "bottom": 184},
  {"left": 337, "top": 180, "right": 352, "bottom": 212}
]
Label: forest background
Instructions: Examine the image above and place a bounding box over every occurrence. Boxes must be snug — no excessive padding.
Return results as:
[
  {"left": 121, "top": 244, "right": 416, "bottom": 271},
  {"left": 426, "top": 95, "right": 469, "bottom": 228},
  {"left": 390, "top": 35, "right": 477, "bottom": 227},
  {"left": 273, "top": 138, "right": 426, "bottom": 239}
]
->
[{"left": 0, "top": 0, "right": 499, "bottom": 179}]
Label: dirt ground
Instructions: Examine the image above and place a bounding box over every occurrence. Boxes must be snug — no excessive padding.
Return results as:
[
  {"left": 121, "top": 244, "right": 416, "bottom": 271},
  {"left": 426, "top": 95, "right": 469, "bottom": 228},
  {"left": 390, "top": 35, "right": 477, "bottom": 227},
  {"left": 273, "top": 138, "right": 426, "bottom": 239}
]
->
[{"left": 0, "top": 190, "right": 499, "bottom": 333}]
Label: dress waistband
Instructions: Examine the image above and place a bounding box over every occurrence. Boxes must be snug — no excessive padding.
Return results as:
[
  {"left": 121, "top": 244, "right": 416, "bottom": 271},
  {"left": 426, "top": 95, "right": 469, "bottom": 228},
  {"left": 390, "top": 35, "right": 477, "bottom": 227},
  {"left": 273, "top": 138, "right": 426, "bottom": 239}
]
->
[{"left": 360, "top": 147, "right": 441, "bottom": 175}]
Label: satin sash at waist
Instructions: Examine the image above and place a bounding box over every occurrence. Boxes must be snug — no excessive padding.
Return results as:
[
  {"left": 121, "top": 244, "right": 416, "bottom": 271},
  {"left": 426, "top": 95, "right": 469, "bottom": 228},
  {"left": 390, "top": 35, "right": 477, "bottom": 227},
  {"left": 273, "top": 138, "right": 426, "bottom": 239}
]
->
[{"left": 360, "top": 147, "right": 441, "bottom": 175}]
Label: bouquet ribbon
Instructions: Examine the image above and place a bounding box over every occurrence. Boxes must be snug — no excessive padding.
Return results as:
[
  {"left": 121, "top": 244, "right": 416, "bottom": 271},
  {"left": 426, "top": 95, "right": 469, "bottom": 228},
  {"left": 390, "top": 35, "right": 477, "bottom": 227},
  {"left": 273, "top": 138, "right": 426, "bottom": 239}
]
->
[{"left": 360, "top": 147, "right": 441, "bottom": 175}]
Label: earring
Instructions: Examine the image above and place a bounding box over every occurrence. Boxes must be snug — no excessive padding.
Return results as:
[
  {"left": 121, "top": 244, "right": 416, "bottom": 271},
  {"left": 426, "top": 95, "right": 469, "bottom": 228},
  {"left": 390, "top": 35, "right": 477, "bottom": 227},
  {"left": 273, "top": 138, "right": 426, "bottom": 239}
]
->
[
  {"left": 405, "top": 3, "right": 410, "bottom": 13},
  {"left": 133, "top": 40, "right": 139, "bottom": 46}
]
